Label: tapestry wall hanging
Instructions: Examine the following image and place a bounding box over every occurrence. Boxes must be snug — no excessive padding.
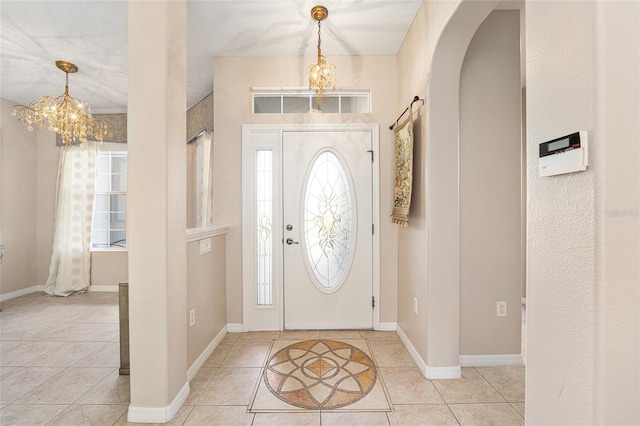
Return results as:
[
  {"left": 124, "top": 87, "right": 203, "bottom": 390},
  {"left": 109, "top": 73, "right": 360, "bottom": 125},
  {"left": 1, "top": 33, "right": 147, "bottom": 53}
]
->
[{"left": 392, "top": 106, "right": 414, "bottom": 227}]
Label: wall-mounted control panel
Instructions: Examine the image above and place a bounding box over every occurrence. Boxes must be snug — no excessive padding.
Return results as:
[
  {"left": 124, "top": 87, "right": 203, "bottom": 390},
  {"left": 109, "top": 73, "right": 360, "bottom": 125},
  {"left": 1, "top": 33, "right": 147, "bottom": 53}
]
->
[{"left": 539, "top": 131, "right": 588, "bottom": 177}]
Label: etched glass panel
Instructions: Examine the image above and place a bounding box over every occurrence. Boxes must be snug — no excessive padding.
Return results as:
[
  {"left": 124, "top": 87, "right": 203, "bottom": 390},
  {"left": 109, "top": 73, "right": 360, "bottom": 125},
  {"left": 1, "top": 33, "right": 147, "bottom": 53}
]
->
[
  {"left": 283, "top": 95, "right": 311, "bottom": 113},
  {"left": 254, "top": 95, "right": 281, "bottom": 113},
  {"left": 304, "top": 151, "right": 354, "bottom": 289},
  {"left": 256, "top": 150, "right": 273, "bottom": 305},
  {"left": 311, "top": 96, "right": 339, "bottom": 113},
  {"left": 341, "top": 95, "right": 370, "bottom": 113}
]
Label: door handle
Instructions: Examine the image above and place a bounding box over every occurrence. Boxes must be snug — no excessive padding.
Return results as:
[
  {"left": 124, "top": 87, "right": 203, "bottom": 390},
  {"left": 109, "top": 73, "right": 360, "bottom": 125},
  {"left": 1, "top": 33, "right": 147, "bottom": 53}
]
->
[{"left": 286, "top": 238, "right": 299, "bottom": 245}]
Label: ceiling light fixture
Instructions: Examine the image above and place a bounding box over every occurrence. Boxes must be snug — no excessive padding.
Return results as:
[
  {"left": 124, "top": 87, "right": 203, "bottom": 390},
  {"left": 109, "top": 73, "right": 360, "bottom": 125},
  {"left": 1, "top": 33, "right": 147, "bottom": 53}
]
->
[
  {"left": 12, "top": 60, "right": 108, "bottom": 148},
  {"left": 308, "top": 5, "right": 335, "bottom": 103}
]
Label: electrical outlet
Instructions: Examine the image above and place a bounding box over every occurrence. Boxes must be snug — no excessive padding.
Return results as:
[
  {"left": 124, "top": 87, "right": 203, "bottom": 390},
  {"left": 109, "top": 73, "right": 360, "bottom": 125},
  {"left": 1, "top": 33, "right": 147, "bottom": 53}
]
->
[
  {"left": 413, "top": 297, "right": 418, "bottom": 315},
  {"left": 496, "top": 301, "right": 507, "bottom": 317},
  {"left": 199, "top": 238, "right": 212, "bottom": 255},
  {"left": 189, "top": 308, "right": 196, "bottom": 327}
]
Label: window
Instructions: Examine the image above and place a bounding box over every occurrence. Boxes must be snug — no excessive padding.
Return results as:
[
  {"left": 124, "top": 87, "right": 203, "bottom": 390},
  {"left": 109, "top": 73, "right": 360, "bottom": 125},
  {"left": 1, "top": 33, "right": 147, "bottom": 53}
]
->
[
  {"left": 92, "top": 149, "right": 127, "bottom": 249},
  {"left": 252, "top": 89, "right": 371, "bottom": 114},
  {"left": 186, "top": 131, "right": 214, "bottom": 229},
  {"left": 303, "top": 150, "right": 354, "bottom": 290},
  {"left": 256, "top": 150, "right": 273, "bottom": 305}
]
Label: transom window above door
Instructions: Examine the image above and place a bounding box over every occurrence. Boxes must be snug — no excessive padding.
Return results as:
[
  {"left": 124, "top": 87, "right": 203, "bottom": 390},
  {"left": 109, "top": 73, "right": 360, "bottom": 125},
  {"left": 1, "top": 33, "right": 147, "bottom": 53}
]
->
[{"left": 251, "top": 88, "right": 371, "bottom": 114}]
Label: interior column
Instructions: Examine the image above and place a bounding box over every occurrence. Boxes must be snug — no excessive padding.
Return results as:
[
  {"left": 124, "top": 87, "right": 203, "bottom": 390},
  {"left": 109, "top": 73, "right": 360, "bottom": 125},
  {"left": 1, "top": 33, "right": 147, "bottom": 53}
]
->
[{"left": 127, "top": 0, "right": 188, "bottom": 422}]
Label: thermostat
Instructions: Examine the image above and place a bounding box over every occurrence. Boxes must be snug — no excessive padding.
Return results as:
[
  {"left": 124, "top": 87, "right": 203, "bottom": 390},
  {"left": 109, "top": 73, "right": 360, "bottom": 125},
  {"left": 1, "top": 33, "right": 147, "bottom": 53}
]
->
[{"left": 539, "top": 131, "right": 588, "bottom": 177}]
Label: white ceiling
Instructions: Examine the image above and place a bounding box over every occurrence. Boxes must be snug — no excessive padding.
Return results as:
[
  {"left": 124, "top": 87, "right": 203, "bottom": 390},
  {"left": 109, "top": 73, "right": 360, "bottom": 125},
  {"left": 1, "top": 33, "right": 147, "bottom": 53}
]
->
[{"left": 1, "top": 0, "right": 422, "bottom": 112}]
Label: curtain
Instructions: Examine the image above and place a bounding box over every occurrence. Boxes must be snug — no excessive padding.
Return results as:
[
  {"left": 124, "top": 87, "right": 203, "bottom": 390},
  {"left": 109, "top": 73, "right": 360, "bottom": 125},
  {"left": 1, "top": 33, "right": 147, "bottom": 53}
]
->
[
  {"left": 198, "top": 131, "right": 214, "bottom": 228},
  {"left": 44, "top": 143, "right": 97, "bottom": 296}
]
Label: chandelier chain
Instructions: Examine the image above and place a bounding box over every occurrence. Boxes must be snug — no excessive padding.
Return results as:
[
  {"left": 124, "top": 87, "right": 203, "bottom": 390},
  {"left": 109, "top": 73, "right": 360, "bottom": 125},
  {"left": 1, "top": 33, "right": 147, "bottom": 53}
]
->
[
  {"left": 317, "top": 20, "right": 322, "bottom": 55},
  {"left": 308, "top": 6, "right": 336, "bottom": 103}
]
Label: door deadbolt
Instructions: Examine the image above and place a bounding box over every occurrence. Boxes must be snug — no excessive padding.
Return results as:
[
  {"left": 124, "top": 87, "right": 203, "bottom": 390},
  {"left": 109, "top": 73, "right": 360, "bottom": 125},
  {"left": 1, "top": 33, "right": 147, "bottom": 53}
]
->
[
  {"left": 286, "top": 224, "right": 293, "bottom": 231},
  {"left": 286, "top": 238, "right": 299, "bottom": 245}
]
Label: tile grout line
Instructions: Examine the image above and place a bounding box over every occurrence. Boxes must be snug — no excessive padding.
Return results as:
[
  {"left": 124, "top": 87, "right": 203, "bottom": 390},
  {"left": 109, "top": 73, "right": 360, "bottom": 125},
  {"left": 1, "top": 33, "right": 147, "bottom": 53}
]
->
[
  {"left": 472, "top": 366, "right": 517, "bottom": 405},
  {"left": 364, "top": 336, "right": 395, "bottom": 415},
  {"left": 3, "top": 365, "right": 68, "bottom": 406},
  {"left": 472, "top": 367, "right": 508, "bottom": 404},
  {"left": 422, "top": 365, "right": 464, "bottom": 426}
]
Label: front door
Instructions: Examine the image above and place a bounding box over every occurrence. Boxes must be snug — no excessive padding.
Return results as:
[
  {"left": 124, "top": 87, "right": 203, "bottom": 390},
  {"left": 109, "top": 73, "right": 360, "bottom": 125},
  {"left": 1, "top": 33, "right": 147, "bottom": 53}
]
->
[{"left": 282, "top": 131, "right": 373, "bottom": 329}]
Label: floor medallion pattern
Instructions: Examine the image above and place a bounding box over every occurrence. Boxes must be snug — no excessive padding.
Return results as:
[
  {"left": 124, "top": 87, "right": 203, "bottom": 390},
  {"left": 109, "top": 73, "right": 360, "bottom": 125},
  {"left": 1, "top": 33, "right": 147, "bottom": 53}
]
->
[{"left": 263, "top": 339, "right": 377, "bottom": 410}]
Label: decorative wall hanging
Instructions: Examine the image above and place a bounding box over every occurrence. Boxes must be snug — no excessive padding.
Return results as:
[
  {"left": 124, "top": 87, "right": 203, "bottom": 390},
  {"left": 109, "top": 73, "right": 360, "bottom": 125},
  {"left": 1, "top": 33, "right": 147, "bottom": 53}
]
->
[{"left": 392, "top": 107, "right": 415, "bottom": 226}]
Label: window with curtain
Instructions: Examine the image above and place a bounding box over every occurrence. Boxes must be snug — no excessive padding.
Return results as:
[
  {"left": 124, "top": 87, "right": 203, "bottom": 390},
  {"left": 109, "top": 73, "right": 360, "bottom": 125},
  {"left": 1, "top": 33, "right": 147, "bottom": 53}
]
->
[
  {"left": 187, "top": 131, "right": 214, "bottom": 228},
  {"left": 45, "top": 143, "right": 98, "bottom": 296}
]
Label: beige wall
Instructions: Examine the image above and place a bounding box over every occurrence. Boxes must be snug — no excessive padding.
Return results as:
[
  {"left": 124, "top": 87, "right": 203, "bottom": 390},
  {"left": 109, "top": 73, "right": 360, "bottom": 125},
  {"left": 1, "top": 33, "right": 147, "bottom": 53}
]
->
[
  {"left": 396, "top": 0, "right": 458, "bottom": 367},
  {"left": 594, "top": 3, "right": 639, "bottom": 422},
  {"left": 459, "top": 10, "right": 522, "bottom": 355},
  {"left": 91, "top": 251, "right": 128, "bottom": 287},
  {"left": 213, "top": 55, "right": 398, "bottom": 325},
  {"left": 187, "top": 235, "right": 226, "bottom": 367},
  {"left": 127, "top": 0, "right": 188, "bottom": 411},
  {"left": 1, "top": 98, "right": 38, "bottom": 295},
  {"left": 36, "top": 131, "right": 58, "bottom": 287},
  {"left": 526, "top": 1, "right": 639, "bottom": 424},
  {"left": 399, "top": 0, "right": 527, "bottom": 370}
]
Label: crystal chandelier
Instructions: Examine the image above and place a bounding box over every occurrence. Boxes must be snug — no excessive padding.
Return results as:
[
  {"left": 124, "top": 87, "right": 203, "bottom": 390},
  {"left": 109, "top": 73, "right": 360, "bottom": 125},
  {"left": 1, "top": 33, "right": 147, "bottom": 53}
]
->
[
  {"left": 12, "top": 61, "right": 108, "bottom": 148},
  {"left": 308, "top": 6, "right": 336, "bottom": 103}
]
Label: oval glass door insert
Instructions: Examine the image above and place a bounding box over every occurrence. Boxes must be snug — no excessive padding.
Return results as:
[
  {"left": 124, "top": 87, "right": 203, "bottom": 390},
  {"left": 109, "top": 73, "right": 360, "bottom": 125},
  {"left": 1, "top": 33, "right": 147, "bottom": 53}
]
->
[{"left": 303, "top": 150, "right": 355, "bottom": 291}]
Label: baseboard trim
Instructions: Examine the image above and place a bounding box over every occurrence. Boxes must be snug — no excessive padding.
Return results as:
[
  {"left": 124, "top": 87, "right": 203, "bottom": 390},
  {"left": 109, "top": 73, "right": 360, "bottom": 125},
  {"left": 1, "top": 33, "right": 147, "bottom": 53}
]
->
[
  {"left": 128, "top": 381, "right": 190, "bottom": 423},
  {"left": 396, "top": 324, "right": 462, "bottom": 380},
  {"left": 1, "top": 284, "right": 119, "bottom": 301},
  {"left": 88, "top": 285, "right": 118, "bottom": 292},
  {"left": 376, "top": 322, "right": 397, "bottom": 331},
  {"left": 187, "top": 326, "right": 227, "bottom": 381},
  {"left": 226, "top": 323, "right": 244, "bottom": 333},
  {"left": 425, "top": 365, "right": 462, "bottom": 379},
  {"left": 459, "top": 354, "right": 523, "bottom": 367},
  {"left": 0, "top": 285, "right": 42, "bottom": 302}
]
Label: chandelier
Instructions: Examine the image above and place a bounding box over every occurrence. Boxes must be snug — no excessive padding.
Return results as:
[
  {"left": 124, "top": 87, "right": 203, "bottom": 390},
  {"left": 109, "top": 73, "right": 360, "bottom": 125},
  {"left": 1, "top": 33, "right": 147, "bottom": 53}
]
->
[
  {"left": 308, "top": 5, "right": 336, "bottom": 103},
  {"left": 12, "top": 61, "right": 108, "bottom": 148}
]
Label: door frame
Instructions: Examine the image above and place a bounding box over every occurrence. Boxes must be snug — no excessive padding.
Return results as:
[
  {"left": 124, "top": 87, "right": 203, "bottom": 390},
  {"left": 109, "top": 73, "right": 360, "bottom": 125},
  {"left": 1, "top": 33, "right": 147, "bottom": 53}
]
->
[{"left": 241, "top": 123, "right": 381, "bottom": 331}]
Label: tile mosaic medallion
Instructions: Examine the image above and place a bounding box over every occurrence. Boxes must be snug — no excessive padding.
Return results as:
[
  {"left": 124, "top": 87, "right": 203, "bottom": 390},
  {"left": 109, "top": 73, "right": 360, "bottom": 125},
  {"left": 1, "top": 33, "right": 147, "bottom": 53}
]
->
[{"left": 253, "top": 339, "right": 389, "bottom": 412}]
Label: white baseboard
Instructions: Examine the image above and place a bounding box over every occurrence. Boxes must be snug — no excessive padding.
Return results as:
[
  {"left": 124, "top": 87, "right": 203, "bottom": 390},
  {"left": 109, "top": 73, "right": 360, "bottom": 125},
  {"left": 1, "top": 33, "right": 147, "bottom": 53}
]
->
[
  {"left": 396, "top": 324, "right": 462, "bottom": 380},
  {"left": 88, "top": 285, "right": 118, "bottom": 292},
  {"left": 459, "top": 354, "right": 523, "bottom": 367},
  {"left": 376, "top": 322, "right": 397, "bottom": 331},
  {"left": 1, "top": 284, "right": 118, "bottom": 302},
  {"left": 0, "top": 285, "right": 42, "bottom": 302},
  {"left": 425, "top": 365, "right": 462, "bottom": 379},
  {"left": 128, "top": 381, "right": 190, "bottom": 423},
  {"left": 187, "top": 326, "right": 227, "bottom": 381},
  {"left": 226, "top": 323, "right": 244, "bottom": 333}
]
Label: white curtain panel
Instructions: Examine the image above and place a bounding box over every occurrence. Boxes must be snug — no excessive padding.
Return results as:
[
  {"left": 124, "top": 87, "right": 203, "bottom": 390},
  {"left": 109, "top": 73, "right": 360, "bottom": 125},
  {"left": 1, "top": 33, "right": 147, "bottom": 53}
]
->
[
  {"left": 44, "top": 143, "right": 97, "bottom": 296},
  {"left": 199, "top": 131, "right": 214, "bottom": 228}
]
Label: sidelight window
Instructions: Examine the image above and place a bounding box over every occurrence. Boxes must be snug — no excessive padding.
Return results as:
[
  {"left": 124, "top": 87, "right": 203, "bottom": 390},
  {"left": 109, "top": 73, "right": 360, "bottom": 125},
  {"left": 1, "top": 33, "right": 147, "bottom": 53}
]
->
[{"left": 256, "top": 150, "right": 273, "bottom": 305}]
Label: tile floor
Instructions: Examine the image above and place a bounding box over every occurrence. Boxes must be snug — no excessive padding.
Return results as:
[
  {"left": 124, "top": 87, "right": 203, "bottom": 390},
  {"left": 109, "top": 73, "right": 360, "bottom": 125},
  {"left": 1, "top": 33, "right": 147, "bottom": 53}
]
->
[{"left": 0, "top": 292, "right": 525, "bottom": 425}]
